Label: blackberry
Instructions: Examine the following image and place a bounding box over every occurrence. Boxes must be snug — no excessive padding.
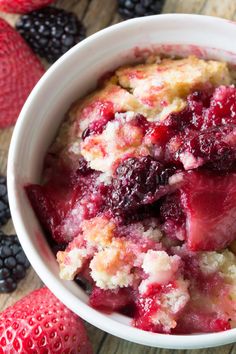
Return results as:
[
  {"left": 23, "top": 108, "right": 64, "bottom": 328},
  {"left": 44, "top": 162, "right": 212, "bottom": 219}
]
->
[
  {"left": 118, "top": 0, "right": 165, "bottom": 19},
  {"left": 0, "top": 176, "right": 10, "bottom": 226},
  {"left": 16, "top": 7, "right": 86, "bottom": 63},
  {"left": 0, "top": 231, "right": 30, "bottom": 293},
  {"left": 108, "top": 156, "right": 169, "bottom": 215}
]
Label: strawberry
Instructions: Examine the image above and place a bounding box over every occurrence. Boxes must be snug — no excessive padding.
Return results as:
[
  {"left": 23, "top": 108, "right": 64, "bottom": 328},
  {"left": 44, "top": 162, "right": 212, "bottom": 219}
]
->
[
  {"left": 0, "top": 0, "right": 54, "bottom": 13},
  {"left": 25, "top": 181, "right": 81, "bottom": 244},
  {"left": 0, "top": 287, "right": 93, "bottom": 353},
  {"left": 89, "top": 287, "right": 133, "bottom": 313},
  {"left": 0, "top": 19, "right": 45, "bottom": 128},
  {"left": 181, "top": 171, "right": 236, "bottom": 251},
  {"left": 25, "top": 183, "right": 63, "bottom": 242},
  {"left": 25, "top": 160, "right": 104, "bottom": 244}
]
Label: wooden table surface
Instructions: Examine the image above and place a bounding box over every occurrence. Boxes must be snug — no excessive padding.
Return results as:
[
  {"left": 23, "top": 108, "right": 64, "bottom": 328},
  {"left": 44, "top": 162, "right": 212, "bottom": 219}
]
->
[{"left": 1, "top": 0, "right": 236, "bottom": 353}]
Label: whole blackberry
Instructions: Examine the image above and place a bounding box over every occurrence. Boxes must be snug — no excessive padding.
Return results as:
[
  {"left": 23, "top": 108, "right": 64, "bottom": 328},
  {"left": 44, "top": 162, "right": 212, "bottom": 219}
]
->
[
  {"left": 16, "top": 7, "right": 86, "bottom": 63},
  {"left": 0, "top": 176, "right": 10, "bottom": 226},
  {"left": 0, "top": 232, "right": 30, "bottom": 293},
  {"left": 118, "top": 0, "right": 165, "bottom": 19}
]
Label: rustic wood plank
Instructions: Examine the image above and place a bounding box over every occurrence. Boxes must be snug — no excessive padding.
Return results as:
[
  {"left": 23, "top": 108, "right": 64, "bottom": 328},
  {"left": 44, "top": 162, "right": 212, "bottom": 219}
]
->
[
  {"left": 55, "top": 0, "right": 90, "bottom": 21},
  {"left": 0, "top": 149, "right": 7, "bottom": 175},
  {"left": 200, "top": 0, "right": 236, "bottom": 19},
  {"left": 0, "top": 267, "right": 43, "bottom": 312},
  {"left": 1, "top": 1, "right": 236, "bottom": 353},
  {"left": 163, "top": 0, "right": 206, "bottom": 14},
  {"left": 110, "top": 12, "right": 122, "bottom": 26},
  {"left": 86, "top": 324, "right": 107, "bottom": 354},
  {"left": 95, "top": 334, "right": 235, "bottom": 354},
  {"left": 0, "top": 127, "right": 14, "bottom": 164},
  {"left": 83, "top": 0, "right": 117, "bottom": 35},
  {"left": 0, "top": 12, "right": 19, "bottom": 25}
]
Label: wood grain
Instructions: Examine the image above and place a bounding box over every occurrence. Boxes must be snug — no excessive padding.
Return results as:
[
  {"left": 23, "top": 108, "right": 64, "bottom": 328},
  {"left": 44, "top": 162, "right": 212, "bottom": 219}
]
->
[{"left": 0, "top": 1, "right": 236, "bottom": 353}]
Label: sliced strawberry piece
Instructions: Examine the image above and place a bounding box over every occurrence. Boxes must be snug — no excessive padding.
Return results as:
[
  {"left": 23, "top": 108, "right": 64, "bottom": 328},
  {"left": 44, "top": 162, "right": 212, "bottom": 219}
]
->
[
  {"left": 0, "top": 19, "right": 45, "bottom": 128},
  {"left": 134, "top": 295, "right": 162, "bottom": 333},
  {"left": 89, "top": 287, "right": 133, "bottom": 313},
  {"left": 25, "top": 184, "right": 61, "bottom": 240},
  {"left": 26, "top": 165, "right": 108, "bottom": 244},
  {"left": 25, "top": 182, "right": 80, "bottom": 244},
  {"left": 181, "top": 171, "right": 236, "bottom": 251}
]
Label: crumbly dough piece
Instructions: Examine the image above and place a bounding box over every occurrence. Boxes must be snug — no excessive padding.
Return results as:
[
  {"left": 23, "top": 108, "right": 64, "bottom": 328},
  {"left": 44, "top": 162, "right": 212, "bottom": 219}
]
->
[{"left": 116, "top": 55, "right": 231, "bottom": 119}]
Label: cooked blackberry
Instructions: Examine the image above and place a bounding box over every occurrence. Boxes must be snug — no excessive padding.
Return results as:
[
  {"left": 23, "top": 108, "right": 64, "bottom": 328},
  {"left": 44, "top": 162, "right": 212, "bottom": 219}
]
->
[
  {"left": 108, "top": 156, "right": 171, "bottom": 216},
  {"left": 0, "top": 231, "right": 30, "bottom": 293},
  {"left": 0, "top": 176, "right": 10, "bottom": 226},
  {"left": 118, "top": 0, "right": 165, "bottom": 19},
  {"left": 16, "top": 7, "right": 86, "bottom": 63}
]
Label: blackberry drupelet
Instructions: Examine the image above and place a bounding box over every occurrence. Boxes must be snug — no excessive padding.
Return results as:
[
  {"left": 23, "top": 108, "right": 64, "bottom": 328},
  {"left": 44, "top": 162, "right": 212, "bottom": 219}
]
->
[
  {"left": 0, "top": 231, "right": 30, "bottom": 293},
  {"left": 0, "top": 176, "right": 10, "bottom": 226},
  {"left": 16, "top": 7, "right": 86, "bottom": 63},
  {"left": 118, "top": 0, "right": 165, "bottom": 19}
]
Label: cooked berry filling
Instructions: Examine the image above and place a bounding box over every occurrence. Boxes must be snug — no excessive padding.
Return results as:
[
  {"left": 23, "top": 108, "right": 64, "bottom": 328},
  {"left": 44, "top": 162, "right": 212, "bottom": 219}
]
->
[{"left": 26, "top": 56, "right": 236, "bottom": 334}]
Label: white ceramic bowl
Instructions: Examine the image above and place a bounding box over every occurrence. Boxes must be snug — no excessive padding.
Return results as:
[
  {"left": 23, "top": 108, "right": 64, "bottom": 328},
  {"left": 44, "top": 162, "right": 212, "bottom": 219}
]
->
[{"left": 8, "top": 14, "right": 236, "bottom": 349}]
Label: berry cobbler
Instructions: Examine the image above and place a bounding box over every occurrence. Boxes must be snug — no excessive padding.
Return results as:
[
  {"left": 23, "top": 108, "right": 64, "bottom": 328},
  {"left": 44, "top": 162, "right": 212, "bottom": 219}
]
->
[{"left": 26, "top": 55, "right": 236, "bottom": 334}]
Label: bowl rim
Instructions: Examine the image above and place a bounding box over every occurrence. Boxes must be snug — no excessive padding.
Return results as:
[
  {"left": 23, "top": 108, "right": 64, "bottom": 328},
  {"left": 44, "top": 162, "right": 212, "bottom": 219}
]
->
[{"left": 8, "top": 13, "right": 236, "bottom": 349}]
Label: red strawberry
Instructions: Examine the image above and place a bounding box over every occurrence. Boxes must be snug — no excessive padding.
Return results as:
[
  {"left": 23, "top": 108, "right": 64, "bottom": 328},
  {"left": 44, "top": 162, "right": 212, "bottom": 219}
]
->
[
  {"left": 0, "top": 0, "right": 54, "bottom": 13},
  {"left": 0, "top": 19, "right": 45, "bottom": 128},
  {"left": 181, "top": 171, "right": 236, "bottom": 251},
  {"left": 0, "top": 287, "right": 93, "bottom": 353}
]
